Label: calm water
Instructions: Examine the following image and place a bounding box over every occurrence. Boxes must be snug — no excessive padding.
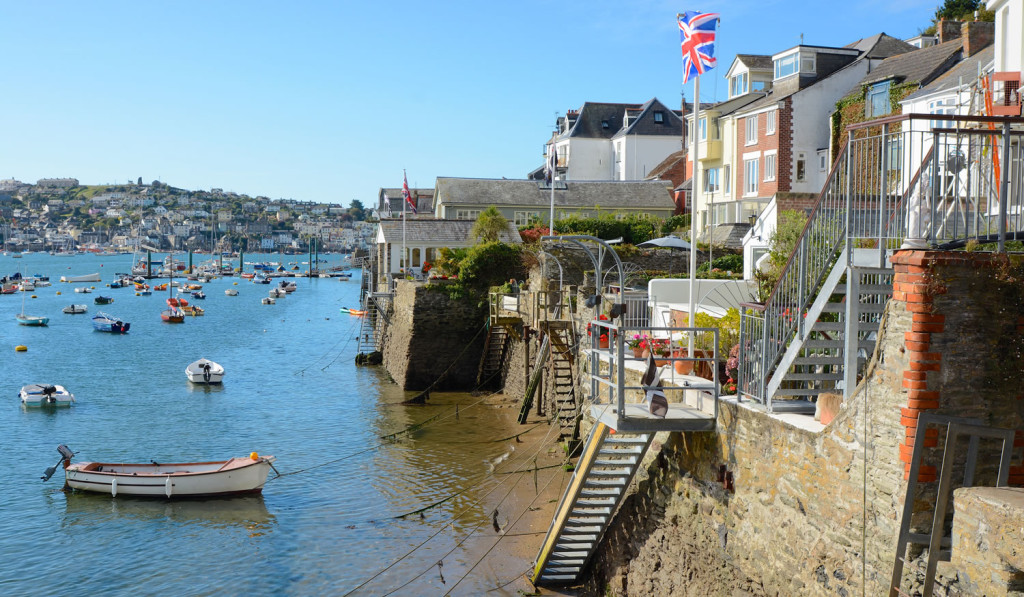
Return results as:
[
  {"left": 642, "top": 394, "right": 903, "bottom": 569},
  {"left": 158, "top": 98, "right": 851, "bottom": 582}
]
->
[{"left": 0, "top": 252, "right": 556, "bottom": 596}]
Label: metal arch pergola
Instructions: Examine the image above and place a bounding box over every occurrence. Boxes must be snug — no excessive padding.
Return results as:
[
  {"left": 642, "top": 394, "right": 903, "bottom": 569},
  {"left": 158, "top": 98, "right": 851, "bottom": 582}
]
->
[{"left": 541, "top": 235, "right": 625, "bottom": 312}]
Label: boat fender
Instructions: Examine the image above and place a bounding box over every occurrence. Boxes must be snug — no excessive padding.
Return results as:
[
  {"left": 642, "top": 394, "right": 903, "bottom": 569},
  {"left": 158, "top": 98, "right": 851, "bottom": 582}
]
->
[
  {"left": 110, "top": 476, "right": 117, "bottom": 497},
  {"left": 165, "top": 476, "right": 172, "bottom": 498},
  {"left": 250, "top": 452, "right": 259, "bottom": 460}
]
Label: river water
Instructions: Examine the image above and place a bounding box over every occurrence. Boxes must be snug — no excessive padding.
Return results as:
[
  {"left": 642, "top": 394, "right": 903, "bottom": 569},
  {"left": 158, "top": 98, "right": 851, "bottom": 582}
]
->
[{"left": 0, "top": 252, "right": 567, "bottom": 596}]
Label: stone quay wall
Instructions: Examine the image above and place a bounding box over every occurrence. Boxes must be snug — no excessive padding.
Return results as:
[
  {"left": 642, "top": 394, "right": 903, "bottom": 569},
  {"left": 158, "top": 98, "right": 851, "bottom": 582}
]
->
[
  {"left": 575, "top": 250, "right": 1024, "bottom": 596},
  {"left": 382, "top": 280, "right": 489, "bottom": 391}
]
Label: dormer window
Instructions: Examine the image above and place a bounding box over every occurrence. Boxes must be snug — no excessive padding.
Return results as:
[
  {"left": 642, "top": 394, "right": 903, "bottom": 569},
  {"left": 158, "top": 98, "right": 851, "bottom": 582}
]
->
[
  {"left": 774, "top": 50, "right": 816, "bottom": 80},
  {"left": 601, "top": 119, "right": 609, "bottom": 129},
  {"left": 654, "top": 111, "right": 664, "bottom": 123},
  {"left": 730, "top": 72, "right": 748, "bottom": 97}
]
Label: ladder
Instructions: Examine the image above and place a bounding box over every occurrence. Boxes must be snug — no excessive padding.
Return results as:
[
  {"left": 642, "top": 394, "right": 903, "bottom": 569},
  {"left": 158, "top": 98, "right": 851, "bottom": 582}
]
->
[
  {"left": 889, "top": 413, "right": 1015, "bottom": 597},
  {"left": 531, "top": 422, "right": 653, "bottom": 586},
  {"left": 357, "top": 294, "right": 389, "bottom": 354},
  {"left": 477, "top": 322, "right": 511, "bottom": 389},
  {"left": 547, "top": 323, "right": 579, "bottom": 441}
]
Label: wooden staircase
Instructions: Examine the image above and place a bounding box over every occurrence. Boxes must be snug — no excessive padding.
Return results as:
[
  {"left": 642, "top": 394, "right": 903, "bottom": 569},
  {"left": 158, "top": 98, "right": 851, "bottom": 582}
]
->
[
  {"left": 531, "top": 422, "right": 653, "bottom": 586},
  {"left": 547, "top": 323, "right": 579, "bottom": 441},
  {"left": 477, "top": 322, "right": 514, "bottom": 389}
]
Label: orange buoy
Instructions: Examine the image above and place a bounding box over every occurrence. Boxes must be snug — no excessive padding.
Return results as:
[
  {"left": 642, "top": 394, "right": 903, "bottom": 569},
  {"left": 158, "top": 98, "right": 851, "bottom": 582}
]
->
[
  {"left": 15, "top": 345, "right": 27, "bottom": 352},
  {"left": 250, "top": 452, "right": 259, "bottom": 460}
]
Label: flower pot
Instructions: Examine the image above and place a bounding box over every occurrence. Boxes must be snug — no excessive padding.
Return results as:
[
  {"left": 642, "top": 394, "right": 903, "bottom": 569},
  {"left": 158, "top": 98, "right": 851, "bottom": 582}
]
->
[
  {"left": 673, "top": 350, "right": 694, "bottom": 375},
  {"left": 631, "top": 346, "right": 644, "bottom": 358},
  {"left": 599, "top": 337, "right": 609, "bottom": 349}
]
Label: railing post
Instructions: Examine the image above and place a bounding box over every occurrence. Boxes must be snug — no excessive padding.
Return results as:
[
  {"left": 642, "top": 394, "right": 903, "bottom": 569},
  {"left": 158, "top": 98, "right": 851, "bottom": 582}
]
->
[
  {"left": 998, "top": 121, "right": 1011, "bottom": 253},
  {"left": 737, "top": 308, "right": 746, "bottom": 404},
  {"left": 878, "top": 123, "right": 889, "bottom": 266},
  {"left": 929, "top": 131, "right": 939, "bottom": 247},
  {"left": 797, "top": 241, "right": 808, "bottom": 338},
  {"left": 845, "top": 133, "right": 855, "bottom": 261}
]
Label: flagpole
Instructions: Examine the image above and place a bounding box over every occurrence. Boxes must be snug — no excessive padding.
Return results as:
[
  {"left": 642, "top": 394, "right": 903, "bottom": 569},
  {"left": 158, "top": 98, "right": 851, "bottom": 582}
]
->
[
  {"left": 689, "top": 73, "right": 700, "bottom": 357},
  {"left": 549, "top": 145, "right": 556, "bottom": 235},
  {"left": 401, "top": 171, "right": 407, "bottom": 277}
]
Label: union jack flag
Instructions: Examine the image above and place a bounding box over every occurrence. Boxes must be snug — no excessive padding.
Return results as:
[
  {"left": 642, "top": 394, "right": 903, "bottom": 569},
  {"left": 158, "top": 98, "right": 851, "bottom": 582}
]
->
[
  {"left": 678, "top": 11, "right": 719, "bottom": 84},
  {"left": 402, "top": 171, "right": 416, "bottom": 214}
]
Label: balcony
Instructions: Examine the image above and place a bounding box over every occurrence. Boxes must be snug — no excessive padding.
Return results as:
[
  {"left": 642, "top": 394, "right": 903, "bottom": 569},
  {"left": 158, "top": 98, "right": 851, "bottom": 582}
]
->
[{"left": 697, "top": 138, "right": 722, "bottom": 162}]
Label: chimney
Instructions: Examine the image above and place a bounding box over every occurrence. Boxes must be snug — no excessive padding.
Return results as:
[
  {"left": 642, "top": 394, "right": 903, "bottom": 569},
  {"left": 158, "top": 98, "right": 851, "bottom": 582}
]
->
[
  {"left": 961, "top": 20, "right": 994, "bottom": 58},
  {"left": 938, "top": 19, "right": 963, "bottom": 44}
]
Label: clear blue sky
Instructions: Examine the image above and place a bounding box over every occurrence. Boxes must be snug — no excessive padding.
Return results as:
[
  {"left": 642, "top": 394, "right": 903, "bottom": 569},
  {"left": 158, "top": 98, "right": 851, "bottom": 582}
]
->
[{"left": 0, "top": 0, "right": 938, "bottom": 206}]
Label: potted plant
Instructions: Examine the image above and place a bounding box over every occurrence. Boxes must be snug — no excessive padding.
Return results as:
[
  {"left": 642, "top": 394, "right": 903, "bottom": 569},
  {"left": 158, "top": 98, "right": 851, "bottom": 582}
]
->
[{"left": 627, "top": 334, "right": 646, "bottom": 358}]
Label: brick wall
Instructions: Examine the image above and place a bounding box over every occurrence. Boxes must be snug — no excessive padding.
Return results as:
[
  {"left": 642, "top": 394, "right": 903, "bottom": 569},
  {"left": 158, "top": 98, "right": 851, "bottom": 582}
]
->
[{"left": 736, "top": 102, "right": 786, "bottom": 199}]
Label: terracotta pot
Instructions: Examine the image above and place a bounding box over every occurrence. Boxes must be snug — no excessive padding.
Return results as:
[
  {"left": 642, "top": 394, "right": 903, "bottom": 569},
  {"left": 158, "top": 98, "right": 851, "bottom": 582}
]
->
[
  {"left": 599, "top": 337, "right": 609, "bottom": 349},
  {"left": 673, "top": 349, "right": 694, "bottom": 375},
  {"left": 631, "top": 346, "right": 644, "bottom": 358}
]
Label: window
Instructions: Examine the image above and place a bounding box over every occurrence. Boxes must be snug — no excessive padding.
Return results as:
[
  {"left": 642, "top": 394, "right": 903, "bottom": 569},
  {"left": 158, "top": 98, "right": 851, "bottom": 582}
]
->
[
  {"left": 800, "top": 53, "right": 816, "bottom": 74},
  {"left": 766, "top": 110, "right": 776, "bottom": 135},
  {"left": 703, "top": 168, "right": 720, "bottom": 193},
  {"left": 724, "top": 164, "right": 731, "bottom": 194},
  {"left": 928, "top": 97, "right": 956, "bottom": 129},
  {"left": 698, "top": 117, "right": 707, "bottom": 141},
  {"left": 730, "top": 72, "right": 748, "bottom": 97},
  {"left": 752, "top": 80, "right": 767, "bottom": 92},
  {"left": 819, "top": 152, "right": 828, "bottom": 171},
  {"left": 796, "top": 152, "right": 807, "bottom": 182},
  {"left": 514, "top": 211, "right": 539, "bottom": 226},
  {"left": 774, "top": 52, "right": 798, "bottom": 79},
  {"left": 745, "top": 115, "right": 758, "bottom": 144},
  {"left": 866, "top": 80, "right": 892, "bottom": 118},
  {"left": 601, "top": 119, "right": 609, "bottom": 129},
  {"left": 456, "top": 209, "right": 481, "bottom": 220},
  {"left": 654, "top": 111, "right": 664, "bottom": 123},
  {"left": 744, "top": 159, "right": 759, "bottom": 196},
  {"left": 764, "top": 152, "right": 776, "bottom": 181}
]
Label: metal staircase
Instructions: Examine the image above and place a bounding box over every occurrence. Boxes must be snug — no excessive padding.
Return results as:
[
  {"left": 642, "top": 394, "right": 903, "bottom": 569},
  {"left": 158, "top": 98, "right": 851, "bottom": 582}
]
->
[
  {"left": 531, "top": 422, "right": 653, "bottom": 586},
  {"left": 357, "top": 294, "right": 390, "bottom": 354}
]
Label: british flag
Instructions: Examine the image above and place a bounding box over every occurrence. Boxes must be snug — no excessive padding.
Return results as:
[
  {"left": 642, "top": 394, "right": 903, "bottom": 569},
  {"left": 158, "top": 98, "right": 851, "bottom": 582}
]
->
[
  {"left": 402, "top": 171, "right": 416, "bottom": 214},
  {"left": 678, "top": 11, "right": 720, "bottom": 84}
]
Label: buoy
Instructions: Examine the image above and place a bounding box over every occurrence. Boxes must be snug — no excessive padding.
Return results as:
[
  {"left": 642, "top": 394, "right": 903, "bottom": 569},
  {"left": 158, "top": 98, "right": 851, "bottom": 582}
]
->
[
  {"left": 233, "top": 282, "right": 238, "bottom": 285},
  {"left": 56, "top": 291, "right": 61, "bottom": 295},
  {"left": 15, "top": 345, "right": 27, "bottom": 352},
  {"left": 135, "top": 292, "right": 140, "bottom": 296},
  {"left": 31, "top": 294, "right": 37, "bottom": 299},
  {"left": 250, "top": 452, "right": 259, "bottom": 460},
  {"left": 90, "top": 286, "right": 95, "bottom": 289}
]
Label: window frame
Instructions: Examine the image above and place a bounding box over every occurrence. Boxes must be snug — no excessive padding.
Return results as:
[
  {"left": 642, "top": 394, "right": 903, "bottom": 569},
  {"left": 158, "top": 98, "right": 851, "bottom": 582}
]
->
[
  {"left": 765, "top": 110, "right": 776, "bottom": 135},
  {"left": 731, "top": 72, "right": 748, "bottom": 97},
  {"left": 744, "top": 158, "right": 759, "bottom": 196},
  {"left": 774, "top": 52, "right": 798, "bottom": 80},
  {"left": 866, "top": 80, "right": 892, "bottom": 118},
  {"left": 745, "top": 115, "right": 758, "bottom": 145},
  {"left": 764, "top": 151, "right": 777, "bottom": 182}
]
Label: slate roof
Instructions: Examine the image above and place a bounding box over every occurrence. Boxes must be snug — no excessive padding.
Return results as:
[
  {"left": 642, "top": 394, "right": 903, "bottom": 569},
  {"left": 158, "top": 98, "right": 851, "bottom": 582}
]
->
[
  {"left": 903, "top": 45, "right": 994, "bottom": 102},
  {"left": 377, "top": 187, "right": 434, "bottom": 216},
  {"left": 378, "top": 219, "right": 522, "bottom": 244},
  {"left": 561, "top": 102, "right": 640, "bottom": 140},
  {"left": 434, "top": 178, "right": 675, "bottom": 210},
  {"left": 735, "top": 54, "right": 772, "bottom": 70},
  {"left": 855, "top": 38, "right": 963, "bottom": 88},
  {"left": 615, "top": 98, "right": 684, "bottom": 137}
]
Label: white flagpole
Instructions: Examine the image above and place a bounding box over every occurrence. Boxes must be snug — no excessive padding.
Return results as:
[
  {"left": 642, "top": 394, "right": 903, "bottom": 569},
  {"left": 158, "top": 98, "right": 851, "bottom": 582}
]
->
[
  {"left": 549, "top": 146, "right": 556, "bottom": 234},
  {"left": 401, "top": 172, "right": 406, "bottom": 276},
  {"left": 689, "top": 73, "right": 700, "bottom": 357}
]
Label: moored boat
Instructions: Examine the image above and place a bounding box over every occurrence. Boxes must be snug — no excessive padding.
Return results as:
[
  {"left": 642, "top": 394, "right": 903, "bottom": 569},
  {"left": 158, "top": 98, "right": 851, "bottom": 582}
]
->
[
  {"left": 185, "top": 358, "right": 224, "bottom": 384},
  {"left": 94, "top": 295, "right": 114, "bottom": 305},
  {"left": 60, "top": 273, "right": 103, "bottom": 283},
  {"left": 74, "top": 287, "right": 92, "bottom": 294},
  {"left": 261, "top": 297, "right": 275, "bottom": 304},
  {"left": 45, "top": 445, "right": 276, "bottom": 498},
  {"left": 224, "top": 288, "right": 238, "bottom": 296},
  {"left": 92, "top": 311, "right": 130, "bottom": 333},
  {"left": 62, "top": 304, "right": 89, "bottom": 314},
  {"left": 183, "top": 304, "right": 205, "bottom": 316},
  {"left": 20, "top": 384, "right": 74, "bottom": 407}
]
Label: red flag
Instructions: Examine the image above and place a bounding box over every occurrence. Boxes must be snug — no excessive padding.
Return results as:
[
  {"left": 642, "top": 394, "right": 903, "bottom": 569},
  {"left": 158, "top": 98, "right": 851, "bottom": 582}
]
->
[{"left": 402, "top": 172, "right": 417, "bottom": 214}]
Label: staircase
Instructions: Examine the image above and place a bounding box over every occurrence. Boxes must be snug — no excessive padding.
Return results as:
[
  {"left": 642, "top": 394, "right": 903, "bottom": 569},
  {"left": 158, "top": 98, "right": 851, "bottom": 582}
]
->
[
  {"left": 531, "top": 422, "right": 653, "bottom": 586},
  {"left": 547, "top": 323, "right": 580, "bottom": 441},
  {"left": 477, "top": 322, "right": 512, "bottom": 389},
  {"left": 357, "top": 294, "right": 389, "bottom": 354}
]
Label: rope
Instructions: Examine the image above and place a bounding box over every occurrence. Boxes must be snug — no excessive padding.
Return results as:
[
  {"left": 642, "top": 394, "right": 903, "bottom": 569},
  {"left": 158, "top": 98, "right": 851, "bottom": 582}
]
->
[
  {"left": 343, "top": 417, "right": 568, "bottom": 596},
  {"left": 406, "top": 320, "right": 489, "bottom": 401}
]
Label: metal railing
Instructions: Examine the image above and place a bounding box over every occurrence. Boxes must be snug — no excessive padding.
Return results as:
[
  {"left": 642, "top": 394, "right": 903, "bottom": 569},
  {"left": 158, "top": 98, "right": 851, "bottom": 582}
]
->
[{"left": 740, "top": 114, "right": 1024, "bottom": 403}]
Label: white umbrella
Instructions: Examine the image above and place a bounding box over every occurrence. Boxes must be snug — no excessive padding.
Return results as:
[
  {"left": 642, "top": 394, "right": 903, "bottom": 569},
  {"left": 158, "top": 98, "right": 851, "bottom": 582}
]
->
[{"left": 638, "top": 235, "right": 691, "bottom": 250}]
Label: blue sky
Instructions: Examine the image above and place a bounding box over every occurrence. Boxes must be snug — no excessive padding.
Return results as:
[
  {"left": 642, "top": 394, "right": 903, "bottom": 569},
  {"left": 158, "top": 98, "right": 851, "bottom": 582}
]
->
[{"left": 0, "top": 0, "right": 938, "bottom": 206}]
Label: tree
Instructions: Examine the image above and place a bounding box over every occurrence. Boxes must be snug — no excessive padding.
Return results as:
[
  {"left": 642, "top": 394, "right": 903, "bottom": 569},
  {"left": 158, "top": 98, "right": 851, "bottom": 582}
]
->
[
  {"left": 348, "top": 199, "right": 365, "bottom": 221},
  {"left": 470, "top": 206, "right": 509, "bottom": 244}
]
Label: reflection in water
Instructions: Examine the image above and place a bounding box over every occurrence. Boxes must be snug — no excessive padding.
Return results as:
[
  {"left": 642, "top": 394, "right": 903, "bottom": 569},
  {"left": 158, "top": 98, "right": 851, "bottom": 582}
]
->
[
  {"left": 62, "top": 492, "right": 276, "bottom": 537},
  {"left": 184, "top": 382, "right": 226, "bottom": 395}
]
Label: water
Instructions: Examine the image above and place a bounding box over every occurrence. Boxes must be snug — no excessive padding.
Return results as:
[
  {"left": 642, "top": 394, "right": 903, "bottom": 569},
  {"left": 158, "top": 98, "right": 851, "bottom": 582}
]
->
[{"left": 0, "top": 252, "right": 560, "bottom": 596}]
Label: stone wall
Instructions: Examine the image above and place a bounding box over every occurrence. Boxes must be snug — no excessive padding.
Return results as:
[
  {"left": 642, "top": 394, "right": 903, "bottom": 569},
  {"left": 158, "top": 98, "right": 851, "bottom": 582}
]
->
[
  {"left": 382, "top": 280, "right": 489, "bottom": 390},
  {"left": 574, "top": 250, "right": 1024, "bottom": 595},
  {"left": 950, "top": 487, "right": 1024, "bottom": 595}
]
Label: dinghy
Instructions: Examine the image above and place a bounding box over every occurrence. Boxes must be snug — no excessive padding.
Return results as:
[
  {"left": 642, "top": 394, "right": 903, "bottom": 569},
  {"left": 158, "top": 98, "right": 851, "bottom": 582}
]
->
[{"left": 185, "top": 358, "right": 224, "bottom": 384}]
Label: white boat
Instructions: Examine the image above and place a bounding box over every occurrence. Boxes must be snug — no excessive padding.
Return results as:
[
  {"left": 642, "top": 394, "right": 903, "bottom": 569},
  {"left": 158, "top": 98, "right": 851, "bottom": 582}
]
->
[
  {"left": 269, "top": 288, "right": 286, "bottom": 298},
  {"left": 186, "top": 358, "right": 224, "bottom": 384},
  {"left": 262, "top": 297, "right": 275, "bottom": 304},
  {"left": 62, "top": 304, "right": 88, "bottom": 314},
  {"left": 20, "top": 384, "right": 75, "bottom": 407},
  {"left": 224, "top": 288, "right": 238, "bottom": 296},
  {"left": 19, "top": 280, "right": 35, "bottom": 292},
  {"left": 51, "top": 447, "right": 276, "bottom": 498},
  {"left": 74, "top": 287, "right": 93, "bottom": 294},
  {"left": 60, "top": 273, "right": 103, "bottom": 283}
]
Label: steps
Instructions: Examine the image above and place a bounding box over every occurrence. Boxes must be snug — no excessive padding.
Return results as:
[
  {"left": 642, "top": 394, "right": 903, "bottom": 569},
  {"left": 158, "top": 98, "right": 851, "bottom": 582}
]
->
[
  {"left": 357, "top": 295, "right": 387, "bottom": 354},
  {"left": 548, "top": 326, "right": 578, "bottom": 441},
  {"left": 532, "top": 423, "right": 653, "bottom": 586},
  {"left": 477, "top": 323, "right": 510, "bottom": 390}
]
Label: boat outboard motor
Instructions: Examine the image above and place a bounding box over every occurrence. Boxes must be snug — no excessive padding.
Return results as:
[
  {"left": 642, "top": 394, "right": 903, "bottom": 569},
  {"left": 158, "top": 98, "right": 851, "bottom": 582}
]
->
[
  {"left": 202, "top": 362, "right": 212, "bottom": 383},
  {"left": 42, "top": 385, "right": 58, "bottom": 404},
  {"left": 41, "top": 444, "right": 75, "bottom": 481}
]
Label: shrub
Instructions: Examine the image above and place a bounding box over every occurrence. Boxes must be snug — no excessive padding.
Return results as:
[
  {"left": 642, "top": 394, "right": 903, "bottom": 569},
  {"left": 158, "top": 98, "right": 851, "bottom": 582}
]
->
[
  {"left": 660, "top": 214, "right": 691, "bottom": 236},
  {"left": 458, "top": 242, "right": 525, "bottom": 290}
]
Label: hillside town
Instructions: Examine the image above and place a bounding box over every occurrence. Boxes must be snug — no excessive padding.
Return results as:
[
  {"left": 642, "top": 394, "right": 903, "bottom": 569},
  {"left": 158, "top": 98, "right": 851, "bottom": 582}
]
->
[{"left": 0, "top": 177, "right": 375, "bottom": 254}]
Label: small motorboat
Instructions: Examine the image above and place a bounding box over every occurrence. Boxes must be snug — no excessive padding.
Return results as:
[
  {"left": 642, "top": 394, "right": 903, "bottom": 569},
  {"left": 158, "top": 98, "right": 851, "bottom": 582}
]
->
[
  {"left": 186, "top": 358, "right": 224, "bottom": 384},
  {"left": 225, "top": 288, "right": 238, "bottom": 296},
  {"left": 20, "top": 384, "right": 75, "bottom": 407},
  {"left": 191, "top": 290, "right": 206, "bottom": 300},
  {"left": 94, "top": 295, "right": 114, "bottom": 305},
  {"left": 62, "top": 304, "right": 89, "bottom": 314},
  {"left": 60, "top": 273, "right": 102, "bottom": 283},
  {"left": 278, "top": 280, "right": 297, "bottom": 293},
  {"left": 44, "top": 445, "right": 277, "bottom": 498},
  {"left": 74, "top": 287, "right": 93, "bottom": 294},
  {"left": 339, "top": 307, "right": 366, "bottom": 316},
  {"left": 92, "top": 311, "right": 130, "bottom": 334},
  {"left": 269, "top": 288, "right": 286, "bottom": 298},
  {"left": 262, "top": 297, "right": 276, "bottom": 305},
  {"left": 183, "top": 305, "right": 205, "bottom": 316}
]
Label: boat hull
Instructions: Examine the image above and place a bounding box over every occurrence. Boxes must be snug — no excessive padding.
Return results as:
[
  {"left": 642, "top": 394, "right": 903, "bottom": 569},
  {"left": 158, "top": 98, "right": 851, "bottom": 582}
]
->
[
  {"left": 65, "top": 456, "right": 275, "bottom": 498},
  {"left": 186, "top": 359, "right": 225, "bottom": 384},
  {"left": 92, "top": 313, "right": 130, "bottom": 333},
  {"left": 20, "top": 384, "right": 74, "bottom": 407},
  {"left": 16, "top": 314, "right": 49, "bottom": 326}
]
